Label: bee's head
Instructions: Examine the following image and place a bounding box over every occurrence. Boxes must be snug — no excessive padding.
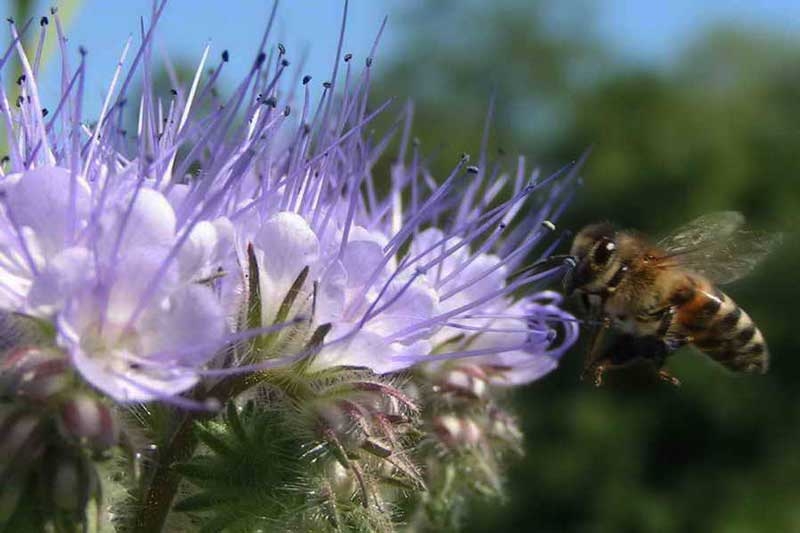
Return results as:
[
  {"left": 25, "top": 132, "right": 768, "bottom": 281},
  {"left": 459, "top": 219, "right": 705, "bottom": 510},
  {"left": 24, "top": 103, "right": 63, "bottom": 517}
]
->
[{"left": 563, "top": 222, "right": 619, "bottom": 296}]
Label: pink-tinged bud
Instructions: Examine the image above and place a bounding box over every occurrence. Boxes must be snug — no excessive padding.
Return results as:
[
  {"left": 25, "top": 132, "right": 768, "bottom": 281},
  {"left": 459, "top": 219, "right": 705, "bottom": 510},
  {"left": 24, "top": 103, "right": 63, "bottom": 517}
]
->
[
  {"left": 59, "top": 395, "right": 119, "bottom": 451},
  {"left": 325, "top": 461, "right": 355, "bottom": 497},
  {"left": 49, "top": 454, "right": 97, "bottom": 512},
  {"left": 0, "top": 347, "right": 71, "bottom": 402},
  {"left": 435, "top": 364, "right": 489, "bottom": 400},
  {"left": 433, "top": 415, "right": 483, "bottom": 448},
  {"left": 0, "top": 410, "right": 43, "bottom": 465},
  {"left": 488, "top": 406, "right": 523, "bottom": 445},
  {"left": 52, "top": 459, "right": 82, "bottom": 510}
]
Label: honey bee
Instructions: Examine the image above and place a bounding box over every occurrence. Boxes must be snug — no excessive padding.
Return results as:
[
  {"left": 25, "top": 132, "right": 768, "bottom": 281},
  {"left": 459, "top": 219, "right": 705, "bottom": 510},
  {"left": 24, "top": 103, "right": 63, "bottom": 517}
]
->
[{"left": 563, "top": 212, "right": 781, "bottom": 386}]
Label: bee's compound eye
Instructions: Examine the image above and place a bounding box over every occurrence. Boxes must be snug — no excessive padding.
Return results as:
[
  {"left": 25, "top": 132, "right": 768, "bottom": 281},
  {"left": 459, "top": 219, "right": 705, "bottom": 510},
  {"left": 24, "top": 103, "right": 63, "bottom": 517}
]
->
[{"left": 593, "top": 238, "right": 616, "bottom": 266}]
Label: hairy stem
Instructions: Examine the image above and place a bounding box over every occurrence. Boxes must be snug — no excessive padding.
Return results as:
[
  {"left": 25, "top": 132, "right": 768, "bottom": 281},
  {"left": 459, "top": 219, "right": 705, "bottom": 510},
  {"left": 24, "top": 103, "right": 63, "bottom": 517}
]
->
[
  {"left": 131, "top": 411, "right": 200, "bottom": 533},
  {"left": 128, "top": 366, "right": 309, "bottom": 531}
]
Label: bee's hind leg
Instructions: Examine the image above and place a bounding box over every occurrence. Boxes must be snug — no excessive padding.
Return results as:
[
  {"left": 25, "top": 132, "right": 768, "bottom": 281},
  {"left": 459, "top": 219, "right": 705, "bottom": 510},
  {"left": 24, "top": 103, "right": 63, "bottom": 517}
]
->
[
  {"left": 656, "top": 367, "right": 681, "bottom": 387},
  {"left": 652, "top": 306, "right": 683, "bottom": 386},
  {"left": 582, "top": 332, "right": 642, "bottom": 387},
  {"left": 586, "top": 334, "right": 679, "bottom": 387}
]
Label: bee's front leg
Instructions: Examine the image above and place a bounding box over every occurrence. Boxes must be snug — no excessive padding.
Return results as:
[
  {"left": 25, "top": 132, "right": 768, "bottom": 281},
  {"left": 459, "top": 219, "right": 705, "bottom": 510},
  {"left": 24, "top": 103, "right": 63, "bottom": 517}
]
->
[
  {"left": 655, "top": 305, "right": 676, "bottom": 338},
  {"left": 580, "top": 315, "right": 612, "bottom": 384}
]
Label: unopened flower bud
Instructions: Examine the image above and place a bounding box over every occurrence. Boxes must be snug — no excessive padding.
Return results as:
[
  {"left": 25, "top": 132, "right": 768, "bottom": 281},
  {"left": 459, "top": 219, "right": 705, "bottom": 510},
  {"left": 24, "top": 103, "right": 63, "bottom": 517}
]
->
[
  {"left": 489, "top": 406, "right": 522, "bottom": 437},
  {"left": 433, "top": 415, "right": 482, "bottom": 448},
  {"left": 325, "top": 460, "right": 355, "bottom": 497},
  {"left": 0, "top": 410, "right": 43, "bottom": 467},
  {"left": 59, "top": 394, "right": 119, "bottom": 451},
  {"left": 436, "top": 364, "right": 488, "bottom": 400},
  {"left": 49, "top": 453, "right": 98, "bottom": 513},
  {"left": 0, "top": 347, "right": 71, "bottom": 402}
]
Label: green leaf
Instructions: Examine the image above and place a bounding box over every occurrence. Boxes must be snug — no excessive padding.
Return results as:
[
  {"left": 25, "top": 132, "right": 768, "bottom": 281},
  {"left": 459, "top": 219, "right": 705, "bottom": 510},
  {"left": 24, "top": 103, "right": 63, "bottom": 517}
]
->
[
  {"left": 172, "top": 459, "right": 219, "bottom": 482},
  {"left": 173, "top": 491, "right": 231, "bottom": 512}
]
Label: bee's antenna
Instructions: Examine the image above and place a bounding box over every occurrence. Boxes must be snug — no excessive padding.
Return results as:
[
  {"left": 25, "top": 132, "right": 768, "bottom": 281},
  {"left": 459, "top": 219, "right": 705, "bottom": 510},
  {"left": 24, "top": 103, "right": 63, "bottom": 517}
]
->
[{"left": 509, "top": 254, "right": 576, "bottom": 281}]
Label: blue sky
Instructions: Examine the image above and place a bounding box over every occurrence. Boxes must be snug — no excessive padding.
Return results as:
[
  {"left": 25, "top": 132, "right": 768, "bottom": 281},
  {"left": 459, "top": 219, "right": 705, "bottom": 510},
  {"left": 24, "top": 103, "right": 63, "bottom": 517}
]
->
[{"left": 4, "top": 0, "right": 800, "bottom": 116}]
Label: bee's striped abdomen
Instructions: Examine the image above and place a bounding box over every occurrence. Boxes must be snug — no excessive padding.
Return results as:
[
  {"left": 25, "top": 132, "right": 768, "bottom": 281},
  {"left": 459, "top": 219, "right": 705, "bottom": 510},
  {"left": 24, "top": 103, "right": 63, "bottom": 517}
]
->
[{"left": 683, "top": 286, "right": 769, "bottom": 374}]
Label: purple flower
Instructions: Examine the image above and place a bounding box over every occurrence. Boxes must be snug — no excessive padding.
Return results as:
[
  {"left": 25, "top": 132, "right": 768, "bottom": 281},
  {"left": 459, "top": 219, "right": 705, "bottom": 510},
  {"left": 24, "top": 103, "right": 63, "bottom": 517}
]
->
[{"left": 0, "top": 7, "right": 579, "bottom": 406}]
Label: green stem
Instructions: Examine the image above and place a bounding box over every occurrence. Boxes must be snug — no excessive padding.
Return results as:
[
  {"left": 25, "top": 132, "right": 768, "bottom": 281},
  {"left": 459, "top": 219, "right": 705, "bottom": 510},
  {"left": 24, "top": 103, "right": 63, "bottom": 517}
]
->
[
  {"left": 130, "top": 411, "right": 199, "bottom": 533},
  {"left": 128, "top": 367, "right": 308, "bottom": 532}
]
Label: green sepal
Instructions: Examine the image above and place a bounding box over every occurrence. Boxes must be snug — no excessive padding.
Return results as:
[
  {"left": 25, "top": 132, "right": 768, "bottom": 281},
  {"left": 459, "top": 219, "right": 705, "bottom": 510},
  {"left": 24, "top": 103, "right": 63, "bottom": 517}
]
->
[
  {"left": 245, "top": 243, "right": 262, "bottom": 334},
  {"left": 193, "top": 423, "right": 233, "bottom": 457},
  {"left": 225, "top": 401, "right": 247, "bottom": 443},
  {"left": 273, "top": 265, "right": 309, "bottom": 325},
  {"left": 290, "top": 322, "right": 332, "bottom": 375},
  {"left": 171, "top": 458, "right": 219, "bottom": 482}
]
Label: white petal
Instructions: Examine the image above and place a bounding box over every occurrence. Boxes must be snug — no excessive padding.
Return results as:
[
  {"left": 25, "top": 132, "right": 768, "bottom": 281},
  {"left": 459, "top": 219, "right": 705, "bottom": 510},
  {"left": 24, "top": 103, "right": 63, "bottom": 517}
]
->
[
  {"left": 116, "top": 188, "right": 177, "bottom": 251},
  {"left": 313, "top": 326, "right": 430, "bottom": 374},
  {"left": 340, "top": 226, "right": 390, "bottom": 288},
  {"left": 178, "top": 221, "right": 217, "bottom": 281},
  {"left": 488, "top": 353, "right": 559, "bottom": 386},
  {"left": 70, "top": 345, "right": 200, "bottom": 402},
  {"left": 6, "top": 166, "right": 90, "bottom": 260},
  {"left": 140, "top": 284, "right": 227, "bottom": 364},
  {"left": 366, "top": 275, "right": 440, "bottom": 341},
  {"left": 315, "top": 260, "right": 348, "bottom": 324},
  {"left": 440, "top": 253, "right": 507, "bottom": 312},
  {"left": 105, "top": 245, "right": 178, "bottom": 325},
  {"left": 27, "top": 246, "right": 93, "bottom": 315},
  {"left": 253, "top": 211, "right": 319, "bottom": 317}
]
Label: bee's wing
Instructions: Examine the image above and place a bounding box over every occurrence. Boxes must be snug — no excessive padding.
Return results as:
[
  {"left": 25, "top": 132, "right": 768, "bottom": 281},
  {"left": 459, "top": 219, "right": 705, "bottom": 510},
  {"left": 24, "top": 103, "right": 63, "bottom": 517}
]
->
[{"left": 655, "top": 211, "right": 782, "bottom": 285}]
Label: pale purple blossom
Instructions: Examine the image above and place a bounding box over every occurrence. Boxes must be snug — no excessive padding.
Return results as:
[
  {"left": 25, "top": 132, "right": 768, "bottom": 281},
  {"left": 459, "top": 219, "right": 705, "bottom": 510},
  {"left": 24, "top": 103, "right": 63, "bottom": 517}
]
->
[{"left": 0, "top": 5, "right": 579, "bottom": 405}]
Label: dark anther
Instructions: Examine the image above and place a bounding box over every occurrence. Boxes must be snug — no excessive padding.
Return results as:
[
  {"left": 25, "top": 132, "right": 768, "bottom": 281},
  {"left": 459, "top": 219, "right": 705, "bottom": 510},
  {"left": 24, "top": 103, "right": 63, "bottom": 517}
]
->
[
  {"left": 283, "top": 105, "right": 291, "bottom": 117},
  {"left": 323, "top": 81, "right": 332, "bottom": 89},
  {"left": 499, "top": 223, "right": 507, "bottom": 230},
  {"left": 278, "top": 43, "right": 286, "bottom": 54},
  {"left": 6, "top": 17, "right": 13, "bottom": 24},
  {"left": 16, "top": 96, "right": 23, "bottom": 107},
  {"left": 460, "top": 153, "right": 470, "bottom": 162},
  {"left": 41, "top": 108, "right": 49, "bottom": 117},
  {"left": 170, "top": 88, "right": 177, "bottom": 96},
  {"left": 264, "top": 96, "right": 277, "bottom": 108},
  {"left": 302, "top": 123, "right": 310, "bottom": 135},
  {"left": 222, "top": 50, "right": 229, "bottom": 62},
  {"left": 302, "top": 75, "right": 311, "bottom": 85},
  {"left": 50, "top": 7, "right": 58, "bottom": 15},
  {"left": 40, "top": 16, "right": 49, "bottom": 26},
  {"left": 344, "top": 53, "right": 352, "bottom": 62},
  {"left": 1, "top": 156, "right": 9, "bottom": 164},
  {"left": 118, "top": 98, "right": 127, "bottom": 108},
  {"left": 255, "top": 52, "right": 266, "bottom": 67},
  {"left": 281, "top": 58, "right": 289, "bottom": 67},
  {"left": 79, "top": 45, "right": 87, "bottom": 56},
  {"left": 16, "top": 75, "right": 25, "bottom": 85},
  {"left": 119, "top": 129, "right": 127, "bottom": 136},
  {"left": 366, "top": 57, "right": 373, "bottom": 67},
  {"left": 467, "top": 165, "right": 479, "bottom": 174}
]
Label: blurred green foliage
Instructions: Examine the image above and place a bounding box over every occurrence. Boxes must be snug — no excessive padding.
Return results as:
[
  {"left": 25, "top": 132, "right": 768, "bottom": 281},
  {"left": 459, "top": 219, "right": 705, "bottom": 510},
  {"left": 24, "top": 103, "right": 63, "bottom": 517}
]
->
[{"left": 375, "top": 2, "right": 800, "bottom": 532}]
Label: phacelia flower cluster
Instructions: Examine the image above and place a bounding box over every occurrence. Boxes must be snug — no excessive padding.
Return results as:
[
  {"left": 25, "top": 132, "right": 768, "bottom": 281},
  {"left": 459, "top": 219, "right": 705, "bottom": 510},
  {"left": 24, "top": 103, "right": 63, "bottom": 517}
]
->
[
  {"left": 1, "top": 10, "right": 577, "bottom": 407},
  {"left": 0, "top": 3, "right": 581, "bottom": 530}
]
